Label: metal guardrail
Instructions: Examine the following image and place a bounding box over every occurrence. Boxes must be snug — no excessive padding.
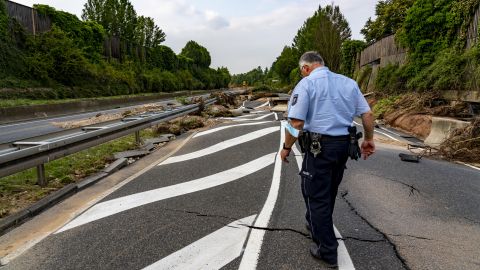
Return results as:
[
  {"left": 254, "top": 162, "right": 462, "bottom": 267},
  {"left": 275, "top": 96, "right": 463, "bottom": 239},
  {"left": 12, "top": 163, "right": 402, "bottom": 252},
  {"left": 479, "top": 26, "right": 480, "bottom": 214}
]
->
[{"left": 0, "top": 99, "right": 216, "bottom": 185}]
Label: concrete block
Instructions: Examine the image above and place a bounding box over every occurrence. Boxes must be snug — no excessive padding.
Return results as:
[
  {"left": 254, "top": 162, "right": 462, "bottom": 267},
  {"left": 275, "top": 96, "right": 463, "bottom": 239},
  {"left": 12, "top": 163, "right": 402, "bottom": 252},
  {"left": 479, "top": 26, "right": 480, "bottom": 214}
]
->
[
  {"left": 76, "top": 172, "right": 109, "bottom": 190},
  {"left": 230, "top": 108, "right": 243, "bottom": 116},
  {"left": 161, "top": 134, "right": 176, "bottom": 140},
  {"left": 140, "top": 142, "right": 155, "bottom": 151},
  {"left": 113, "top": 150, "right": 150, "bottom": 160},
  {"left": 424, "top": 117, "right": 470, "bottom": 147},
  {"left": 145, "top": 137, "right": 170, "bottom": 145},
  {"left": 102, "top": 158, "right": 128, "bottom": 173},
  {"left": 0, "top": 209, "right": 30, "bottom": 234},
  {"left": 28, "top": 184, "right": 77, "bottom": 216}
]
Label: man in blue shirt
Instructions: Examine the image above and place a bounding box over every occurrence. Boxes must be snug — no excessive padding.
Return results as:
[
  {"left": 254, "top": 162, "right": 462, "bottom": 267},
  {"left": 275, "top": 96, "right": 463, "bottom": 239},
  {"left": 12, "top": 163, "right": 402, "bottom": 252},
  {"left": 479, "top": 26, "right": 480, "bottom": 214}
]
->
[{"left": 280, "top": 51, "right": 375, "bottom": 267}]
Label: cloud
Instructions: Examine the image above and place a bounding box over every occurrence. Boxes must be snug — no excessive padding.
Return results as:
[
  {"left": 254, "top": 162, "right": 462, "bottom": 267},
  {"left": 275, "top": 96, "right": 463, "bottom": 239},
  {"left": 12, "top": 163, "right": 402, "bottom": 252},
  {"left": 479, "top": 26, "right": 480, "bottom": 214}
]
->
[
  {"left": 141, "top": 0, "right": 230, "bottom": 32},
  {"left": 205, "top": 10, "right": 230, "bottom": 30},
  {"left": 163, "top": 1, "right": 320, "bottom": 74}
]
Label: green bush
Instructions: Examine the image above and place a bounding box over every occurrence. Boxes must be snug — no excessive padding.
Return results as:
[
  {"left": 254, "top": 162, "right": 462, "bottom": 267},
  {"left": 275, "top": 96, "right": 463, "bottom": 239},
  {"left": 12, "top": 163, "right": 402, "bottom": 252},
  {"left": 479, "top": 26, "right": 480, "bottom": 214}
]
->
[
  {"left": 26, "top": 26, "right": 93, "bottom": 86},
  {"left": 252, "top": 85, "right": 274, "bottom": 92},
  {"left": 407, "top": 48, "right": 466, "bottom": 91},
  {"left": 0, "top": 3, "right": 230, "bottom": 100},
  {"left": 375, "top": 64, "right": 407, "bottom": 93},
  {"left": 356, "top": 65, "right": 372, "bottom": 91},
  {"left": 373, "top": 96, "right": 400, "bottom": 119}
]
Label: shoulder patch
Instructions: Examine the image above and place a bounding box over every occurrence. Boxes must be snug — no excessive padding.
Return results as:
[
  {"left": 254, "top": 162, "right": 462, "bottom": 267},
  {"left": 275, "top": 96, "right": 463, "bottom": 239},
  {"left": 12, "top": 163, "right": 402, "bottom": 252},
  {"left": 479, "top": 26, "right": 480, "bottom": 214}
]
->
[{"left": 292, "top": 94, "right": 298, "bottom": 106}]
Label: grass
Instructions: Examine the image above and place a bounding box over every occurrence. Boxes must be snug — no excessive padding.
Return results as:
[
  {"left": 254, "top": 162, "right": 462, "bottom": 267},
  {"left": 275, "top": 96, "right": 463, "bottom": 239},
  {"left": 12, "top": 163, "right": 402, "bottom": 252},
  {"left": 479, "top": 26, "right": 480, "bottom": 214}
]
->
[{"left": 0, "top": 129, "right": 156, "bottom": 218}]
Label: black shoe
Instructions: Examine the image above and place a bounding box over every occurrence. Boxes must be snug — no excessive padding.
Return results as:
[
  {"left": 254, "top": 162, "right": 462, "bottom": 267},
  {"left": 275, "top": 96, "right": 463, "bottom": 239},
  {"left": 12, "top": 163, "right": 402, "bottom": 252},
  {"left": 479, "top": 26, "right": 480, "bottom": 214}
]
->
[{"left": 309, "top": 243, "right": 338, "bottom": 268}]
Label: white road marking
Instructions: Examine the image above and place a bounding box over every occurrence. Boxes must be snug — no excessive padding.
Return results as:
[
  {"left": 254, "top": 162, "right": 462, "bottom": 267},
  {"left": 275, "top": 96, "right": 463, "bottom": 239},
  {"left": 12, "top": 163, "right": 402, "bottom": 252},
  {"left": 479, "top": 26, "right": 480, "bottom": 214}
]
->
[
  {"left": 292, "top": 144, "right": 356, "bottom": 270},
  {"left": 233, "top": 113, "right": 275, "bottom": 122},
  {"left": 238, "top": 121, "right": 284, "bottom": 269},
  {"left": 374, "top": 129, "right": 401, "bottom": 142},
  {"left": 193, "top": 121, "right": 272, "bottom": 138},
  {"left": 254, "top": 101, "right": 270, "bottom": 109},
  {"left": 274, "top": 113, "right": 278, "bottom": 121},
  {"left": 56, "top": 153, "right": 276, "bottom": 233},
  {"left": 334, "top": 227, "right": 356, "bottom": 270},
  {"left": 160, "top": 126, "right": 280, "bottom": 165},
  {"left": 142, "top": 215, "right": 257, "bottom": 270},
  {"left": 354, "top": 121, "right": 400, "bottom": 142},
  {"left": 0, "top": 133, "right": 198, "bottom": 266},
  {"left": 456, "top": 162, "right": 480, "bottom": 171}
]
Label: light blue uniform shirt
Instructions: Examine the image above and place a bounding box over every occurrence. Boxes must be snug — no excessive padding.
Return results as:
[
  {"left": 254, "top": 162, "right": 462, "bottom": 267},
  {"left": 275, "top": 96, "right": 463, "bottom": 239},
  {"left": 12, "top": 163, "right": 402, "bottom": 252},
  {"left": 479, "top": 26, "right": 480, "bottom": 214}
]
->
[{"left": 288, "top": 67, "right": 370, "bottom": 136}]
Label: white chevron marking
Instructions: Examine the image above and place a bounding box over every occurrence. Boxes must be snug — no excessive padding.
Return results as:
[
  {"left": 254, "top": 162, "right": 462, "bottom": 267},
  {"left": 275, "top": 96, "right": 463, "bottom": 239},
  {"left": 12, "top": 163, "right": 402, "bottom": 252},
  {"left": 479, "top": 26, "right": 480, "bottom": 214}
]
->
[
  {"left": 142, "top": 215, "right": 257, "bottom": 270},
  {"left": 160, "top": 126, "right": 279, "bottom": 165},
  {"left": 56, "top": 153, "right": 276, "bottom": 233}
]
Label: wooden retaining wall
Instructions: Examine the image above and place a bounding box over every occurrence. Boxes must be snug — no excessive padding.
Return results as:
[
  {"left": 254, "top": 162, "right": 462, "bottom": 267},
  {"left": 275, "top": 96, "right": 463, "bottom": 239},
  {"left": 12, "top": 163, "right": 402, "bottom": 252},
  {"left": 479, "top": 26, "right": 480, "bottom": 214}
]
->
[{"left": 5, "top": 0, "right": 51, "bottom": 35}]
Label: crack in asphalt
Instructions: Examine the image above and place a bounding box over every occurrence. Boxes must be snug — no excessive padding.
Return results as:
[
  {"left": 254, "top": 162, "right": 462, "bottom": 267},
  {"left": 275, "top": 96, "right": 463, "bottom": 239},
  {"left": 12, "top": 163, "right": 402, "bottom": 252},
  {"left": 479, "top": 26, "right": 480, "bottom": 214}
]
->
[
  {"left": 463, "top": 217, "right": 480, "bottom": 225},
  {"left": 244, "top": 225, "right": 311, "bottom": 238},
  {"left": 339, "top": 236, "right": 385, "bottom": 243},
  {"left": 366, "top": 172, "right": 421, "bottom": 197},
  {"left": 162, "top": 207, "right": 238, "bottom": 222},
  {"left": 341, "top": 191, "right": 411, "bottom": 270},
  {"left": 162, "top": 207, "right": 395, "bottom": 245},
  {"left": 388, "top": 234, "right": 433, "bottom": 241}
]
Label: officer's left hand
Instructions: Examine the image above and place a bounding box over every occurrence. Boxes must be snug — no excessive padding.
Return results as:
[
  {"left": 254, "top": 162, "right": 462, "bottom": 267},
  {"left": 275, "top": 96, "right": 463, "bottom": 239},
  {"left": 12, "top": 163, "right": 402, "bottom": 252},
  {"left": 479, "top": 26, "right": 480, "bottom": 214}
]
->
[{"left": 280, "top": 149, "right": 290, "bottom": 163}]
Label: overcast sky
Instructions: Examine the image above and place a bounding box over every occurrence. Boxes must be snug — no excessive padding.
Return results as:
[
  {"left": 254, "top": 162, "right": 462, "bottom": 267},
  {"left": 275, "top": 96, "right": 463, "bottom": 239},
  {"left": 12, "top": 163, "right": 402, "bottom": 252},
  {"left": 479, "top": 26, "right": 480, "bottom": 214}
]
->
[{"left": 15, "top": 0, "right": 378, "bottom": 74}]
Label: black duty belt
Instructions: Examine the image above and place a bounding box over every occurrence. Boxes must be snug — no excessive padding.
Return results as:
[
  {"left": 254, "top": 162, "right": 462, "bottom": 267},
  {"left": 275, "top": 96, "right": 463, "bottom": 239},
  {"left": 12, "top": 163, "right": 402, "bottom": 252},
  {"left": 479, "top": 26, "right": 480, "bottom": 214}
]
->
[
  {"left": 298, "top": 132, "right": 353, "bottom": 157},
  {"left": 309, "top": 133, "right": 350, "bottom": 142}
]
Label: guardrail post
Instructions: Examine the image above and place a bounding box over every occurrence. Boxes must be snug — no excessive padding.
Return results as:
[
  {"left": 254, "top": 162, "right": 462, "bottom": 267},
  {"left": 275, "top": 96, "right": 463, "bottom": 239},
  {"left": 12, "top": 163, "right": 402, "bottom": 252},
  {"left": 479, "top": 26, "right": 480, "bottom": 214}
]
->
[
  {"left": 37, "top": 164, "right": 47, "bottom": 187},
  {"left": 135, "top": 131, "right": 142, "bottom": 146}
]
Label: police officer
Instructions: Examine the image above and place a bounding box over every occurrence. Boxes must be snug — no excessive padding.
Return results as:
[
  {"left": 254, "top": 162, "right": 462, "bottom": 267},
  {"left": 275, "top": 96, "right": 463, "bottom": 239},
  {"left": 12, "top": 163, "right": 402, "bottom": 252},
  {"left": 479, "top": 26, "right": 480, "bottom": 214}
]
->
[{"left": 280, "top": 51, "right": 375, "bottom": 267}]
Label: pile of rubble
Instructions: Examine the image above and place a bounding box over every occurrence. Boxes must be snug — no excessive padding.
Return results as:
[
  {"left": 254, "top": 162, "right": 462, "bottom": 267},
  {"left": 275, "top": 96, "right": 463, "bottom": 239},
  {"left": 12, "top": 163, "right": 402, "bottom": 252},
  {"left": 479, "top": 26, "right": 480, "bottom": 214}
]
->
[{"left": 437, "top": 118, "right": 480, "bottom": 163}]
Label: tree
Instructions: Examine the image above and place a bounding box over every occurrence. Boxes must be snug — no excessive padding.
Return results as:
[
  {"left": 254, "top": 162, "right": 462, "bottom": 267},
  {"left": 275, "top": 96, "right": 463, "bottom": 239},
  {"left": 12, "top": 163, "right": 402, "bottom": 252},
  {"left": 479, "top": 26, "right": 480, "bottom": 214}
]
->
[
  {"left": 81, "top": 0, "right": 104, "bottom": 23},
  {"left": 293, "top": 5, "right": 344, "bottom": 71},
  {"left": 396, "top": 0, "right": 457, "bottom": 69},
  {"left": 135, "top": 16, "right": 165, "bottom": 47},
  {"left": 180, "top": 41, "right": 211, "bottom": 68},
  {"left": 147, "top": 45, "right": 177, "bottom": 70},
  {"left": 272, "top": 46, "right": 299, "bottom": 84},
  {"left": 82, "top": 0, "right": 137, "bottom": 42},
  {"left": 340, "top": 40, "right": 366, "bottom": 77},
  {"left": 361, "top": 0, "right": 415, "bottom": 44},
  {"left": 321, "top": 5, "right": 351, "bottom": 42}
]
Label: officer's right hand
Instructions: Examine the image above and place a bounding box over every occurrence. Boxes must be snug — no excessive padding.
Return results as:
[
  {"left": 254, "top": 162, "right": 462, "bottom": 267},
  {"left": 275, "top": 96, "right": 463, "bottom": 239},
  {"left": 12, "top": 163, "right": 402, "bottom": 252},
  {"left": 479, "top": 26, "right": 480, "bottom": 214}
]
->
[
  {"left": 280, "top": 149, "right": 290, "bottom": 163},
  {"left": 361, "top": 139, "right": 375, "bottom": 160}
]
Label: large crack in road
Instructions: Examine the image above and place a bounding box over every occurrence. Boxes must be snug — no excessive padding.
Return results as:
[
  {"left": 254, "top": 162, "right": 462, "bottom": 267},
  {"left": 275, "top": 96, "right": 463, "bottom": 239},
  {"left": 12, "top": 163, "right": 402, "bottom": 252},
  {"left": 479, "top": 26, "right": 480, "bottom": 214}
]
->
[{"left": 341, "top": 191, "right": 412, "bottom": 270}]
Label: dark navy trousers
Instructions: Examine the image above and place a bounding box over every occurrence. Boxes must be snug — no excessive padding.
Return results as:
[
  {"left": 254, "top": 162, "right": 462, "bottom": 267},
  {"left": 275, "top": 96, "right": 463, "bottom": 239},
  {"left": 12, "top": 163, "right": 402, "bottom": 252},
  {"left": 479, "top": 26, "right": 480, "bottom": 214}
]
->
[{"left": 300, "top": 139, "right": 349, "bottom": 262}]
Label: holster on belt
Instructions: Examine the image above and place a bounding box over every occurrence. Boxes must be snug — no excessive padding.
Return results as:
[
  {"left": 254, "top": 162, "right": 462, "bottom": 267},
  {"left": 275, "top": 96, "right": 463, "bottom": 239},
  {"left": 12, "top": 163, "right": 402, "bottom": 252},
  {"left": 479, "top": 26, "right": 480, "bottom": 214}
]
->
[
  {"left": 298, "top": 131, "right": 321, "bottom": 157},
  {"left": 348, "top": 126, "right": 363, "bottom": 160},
  {"left": 298, "top": 132, "right": 308, "bottom": 153}
]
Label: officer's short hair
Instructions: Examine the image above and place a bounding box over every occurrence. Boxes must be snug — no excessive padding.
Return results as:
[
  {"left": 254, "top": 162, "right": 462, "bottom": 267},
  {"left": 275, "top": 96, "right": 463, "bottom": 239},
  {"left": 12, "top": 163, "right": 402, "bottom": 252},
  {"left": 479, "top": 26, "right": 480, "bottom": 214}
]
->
[{"left": 299, "top": 51, "right": 325, "bottom": 67}]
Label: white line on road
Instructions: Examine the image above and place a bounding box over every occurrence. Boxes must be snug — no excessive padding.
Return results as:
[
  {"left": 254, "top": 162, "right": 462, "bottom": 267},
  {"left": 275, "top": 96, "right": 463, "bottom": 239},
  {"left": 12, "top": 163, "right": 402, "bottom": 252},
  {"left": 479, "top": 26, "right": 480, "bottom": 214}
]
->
[
  {"left": 354, "top": 121, "right": 400, "bottom": 142},
  {"left": 56, "top": 153, "right": 276, "bottom": 233},
  {"left": 291, "top": 145, "right": 355, "bottom": 270},
  {"left": 231, "top": 113, "right": 276, "bottom": 122},
  {"left": 254, "top": 101, "right": 270, "bottom": 109},
  {"left": 456, "top": 162, "right": 480, "bottom": 171},
  {"left": 160, "top": 126, "right": 280, "bottom": 165},
  {"left": 142, "top": 215, "right": 257, "bottom": 270},
  {"left": 193, "top": 121, "right": 272, "bottom": 138},
  {"left": 238, "top": 121, "right": 284, "bottom": 269}
]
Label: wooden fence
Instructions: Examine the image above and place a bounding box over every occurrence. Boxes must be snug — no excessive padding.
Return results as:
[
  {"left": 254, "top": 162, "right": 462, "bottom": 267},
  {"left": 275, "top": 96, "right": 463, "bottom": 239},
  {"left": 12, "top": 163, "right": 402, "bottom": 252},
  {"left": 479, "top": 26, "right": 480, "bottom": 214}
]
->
[
  {"left": 359, "top": 35, "right": 406, "bottom": 67},
  {"left": 466, "top": 4, "right": 480, "bottom": 49},
  {"left": 4, "top": 0, "right": 145, "bottom": 61},
  {"left": 5, "top": 0, "right": 51, "bottom": 35},
  {"left": 103, "top": 36, "right": 146, "bottom": 62}
]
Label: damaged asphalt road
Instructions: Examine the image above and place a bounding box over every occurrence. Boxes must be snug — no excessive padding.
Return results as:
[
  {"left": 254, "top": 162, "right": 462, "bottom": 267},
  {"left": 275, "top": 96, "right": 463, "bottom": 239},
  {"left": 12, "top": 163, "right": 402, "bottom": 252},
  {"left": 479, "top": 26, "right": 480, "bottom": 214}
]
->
[{"left": 2, "top": 112, "right": 479, "bottom": 270}]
